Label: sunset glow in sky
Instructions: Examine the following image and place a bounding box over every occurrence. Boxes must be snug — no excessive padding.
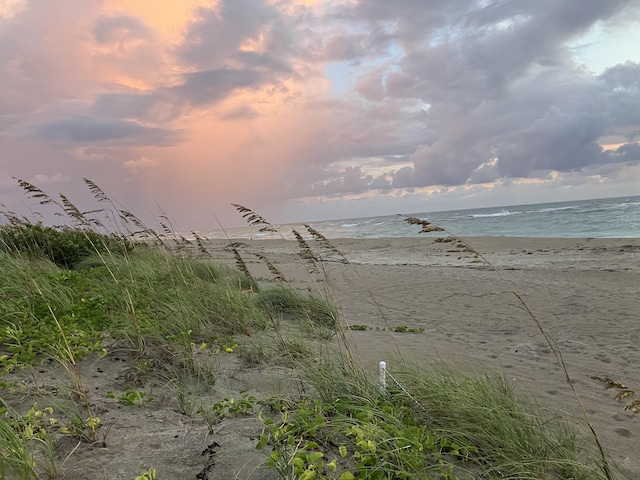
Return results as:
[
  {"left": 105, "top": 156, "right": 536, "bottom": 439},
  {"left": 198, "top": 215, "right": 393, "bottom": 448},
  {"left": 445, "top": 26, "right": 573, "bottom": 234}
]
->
[{"left": 1, "top": 0, "right": 639, "bottom": 229}]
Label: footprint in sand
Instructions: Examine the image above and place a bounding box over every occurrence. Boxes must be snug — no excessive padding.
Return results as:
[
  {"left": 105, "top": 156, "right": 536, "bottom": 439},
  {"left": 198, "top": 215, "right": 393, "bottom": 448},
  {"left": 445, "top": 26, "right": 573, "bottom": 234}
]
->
[
  {"left": 614, "top": 427, "right": 634, "bottom": 438},
  {"left": 594, "top": 353, "right": 612, "bottom": 363}
]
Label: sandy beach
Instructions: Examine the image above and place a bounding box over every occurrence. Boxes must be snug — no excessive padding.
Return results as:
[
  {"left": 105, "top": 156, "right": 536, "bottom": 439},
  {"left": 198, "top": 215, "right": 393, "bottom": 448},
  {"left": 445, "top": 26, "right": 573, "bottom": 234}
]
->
[
  {"left": 8, "top": 235, "right": 639, "bottom": 479},
  {"left": 205, "top": 235, "right": 640, "bottom": 476}
]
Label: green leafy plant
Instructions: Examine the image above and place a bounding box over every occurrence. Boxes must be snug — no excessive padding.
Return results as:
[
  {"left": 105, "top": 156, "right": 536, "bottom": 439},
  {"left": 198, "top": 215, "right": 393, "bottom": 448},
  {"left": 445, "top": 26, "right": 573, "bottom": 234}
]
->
[
  {"left": 393, "top": 326, "right": 425, "bottom": 333},
  {"left": 135, "top": 466, "right": 157, "bottom": 480},
  {"left": 347, "top": 324, "right": 368, "bottom": 331},
  {"left": 116, "top": 387, "right": 154, "bottom": 408},
  {"left": 0, "top": 407, "right": 40, "bottom": 480},
  {"left": 0, "top": 223, "right": 134, "bottom": 269},
  {"left": 257, "top": 395, "right": 469, "bottom": 480},
  {"left": 59, "top": 412, "right": 102, "bottom": 444},
  {"left": 0, "top": 400, "right": 57, "bottom": 479},
  {"left": 198, "top": 392, "right": 257, "bottom": 431}
]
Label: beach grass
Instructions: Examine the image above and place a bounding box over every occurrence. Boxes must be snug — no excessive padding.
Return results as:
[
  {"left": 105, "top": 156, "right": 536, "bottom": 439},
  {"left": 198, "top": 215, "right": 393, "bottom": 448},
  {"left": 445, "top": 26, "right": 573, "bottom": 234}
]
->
[
  {"left": 0, "top": 179, "right": 624, "bottom": 478},
  {"left": 254, "top": 357, "right": 608, "bottom": 479}
]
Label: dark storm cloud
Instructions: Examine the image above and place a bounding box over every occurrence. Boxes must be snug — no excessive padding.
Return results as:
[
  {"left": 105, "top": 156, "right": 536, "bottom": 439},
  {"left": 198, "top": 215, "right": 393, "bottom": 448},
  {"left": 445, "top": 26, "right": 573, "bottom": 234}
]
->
[
  {"left": 88, "top": 88, "right": 189, "bottom": 126},
  {"left": 311, "top": 0, "right": 640, "bottom": 194},
  {"left": 322, "top": 34, "right": 369, "bottom": 61},
  {"left": 609, "top": 142, "right": 640, "bottom": 161},
  {"left": 178, "top": 0, "right": 278, "bottom": 69},
  {"left": 373, "top": 0, "right": 633, "bottom": 105},
  {"left": 172, "top": 0, "right": 296, "bottom": 108},
  {"left": 388, "top": 61, "right": 640, "bottom": 188},
  {"left": 221, "top": 105, "right": 259, "bottom": 121},
  {"left": 600, "top": 62, "right": 640, "bottom": 129},
  {"left": 35, "top": 115, "right": 179, "bottom": 146},
  {"left": 602, "top": 61, "right": 640, "bottom": 89},
  {"left": 232, "top": 51, "right": 291, "bottom": 72},
  {"left": 90, "top": 92, "right": 164, "bottom": 121},
  {"left": 319, "top": 26, "right": 396, "bottom": 62},
  {"left": 175, "top": 68, "right": 267, "bottom": 106},
  {"left": 309, "top": 166, "right": 377, "bottom": 196},
  {"left": 352, "top": 0, "right": 465, "bottom": 36}
]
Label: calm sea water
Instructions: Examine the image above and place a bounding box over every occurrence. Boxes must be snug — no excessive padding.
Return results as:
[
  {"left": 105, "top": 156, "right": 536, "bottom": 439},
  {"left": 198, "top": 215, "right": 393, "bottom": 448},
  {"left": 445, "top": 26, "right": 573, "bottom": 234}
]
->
[{"left": 203, "top": 196, "right": 640, "bottom": 240}]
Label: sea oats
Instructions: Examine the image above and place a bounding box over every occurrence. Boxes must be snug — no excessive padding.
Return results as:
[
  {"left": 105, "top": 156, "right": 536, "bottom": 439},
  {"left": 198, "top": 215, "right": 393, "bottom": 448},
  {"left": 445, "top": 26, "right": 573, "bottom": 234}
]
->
[
  {"left": 591, "top": 376, "right": 628, "bottom": 390},
  {"left": 59, "top": 193, "right": 93, "bottom": 229},
  {"left": 292, "top": 229, "right": 320, "bottom": 275},
  {"left": 252, "top": 252, "right": 287, "bottom": 282},
  {"left": 192, "top": 232, "right": 211, "bottom": 257},
  {"left": 304, "top": 225, "right": 342, "bottom": 256},
  {"left": 0, "top": 206, "right": 27, "bottom": 226},
  {"left": 592, "top": 376, "right": 639, "bottom": 415},
  {"left": 83, "top": 178, "right": 110, "bottom": 203},
  {"left": 404, "top": 216, "right": 446, "bottom": 233},
  {"left": 14, "top": 177, "right": 59, "bottom": 207},
  {"left": 613, "top": 390, "right": 635, "bottom": 401},
  {"left": 224, "top": 241, "right": 254, "bottom": 281},
  {"left": 434, "top": 236, "right": 457, "bottom": 243},
  {"left": 232, "top": 204, "right": 277, "bottom": 233},
  {"left": 625, "top": 399, "right": 640, "bottom": 414}
]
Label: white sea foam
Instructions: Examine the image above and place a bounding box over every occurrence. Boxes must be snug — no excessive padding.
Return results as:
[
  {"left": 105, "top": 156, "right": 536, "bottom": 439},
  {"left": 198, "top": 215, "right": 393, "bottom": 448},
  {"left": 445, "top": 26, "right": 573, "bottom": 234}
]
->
[
  {"left": 536, "top": 206, "right": 576, "bottom": 213},
  {"left": 470, "top": 209, "right": 522, "bottom": 218},
  {"left": 204, "top": 195, "right": 640, "bottom": 239}
]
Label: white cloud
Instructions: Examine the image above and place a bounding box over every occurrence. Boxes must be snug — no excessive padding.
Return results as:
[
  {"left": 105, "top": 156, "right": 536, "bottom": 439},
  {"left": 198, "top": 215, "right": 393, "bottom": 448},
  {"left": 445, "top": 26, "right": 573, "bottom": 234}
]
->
[
  {"left": 123, "top": 156, "right": 159, "bottom": 173},
  {"left": 30, "top": 172, "right": 72, "bottom": 185}
]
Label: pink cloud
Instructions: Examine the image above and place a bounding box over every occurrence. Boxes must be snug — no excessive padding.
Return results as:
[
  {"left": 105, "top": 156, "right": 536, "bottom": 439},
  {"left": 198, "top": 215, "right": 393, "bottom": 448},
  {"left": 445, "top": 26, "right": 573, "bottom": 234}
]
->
[{"left": 1, "top": 0, "right": 639, "bottom": 229}]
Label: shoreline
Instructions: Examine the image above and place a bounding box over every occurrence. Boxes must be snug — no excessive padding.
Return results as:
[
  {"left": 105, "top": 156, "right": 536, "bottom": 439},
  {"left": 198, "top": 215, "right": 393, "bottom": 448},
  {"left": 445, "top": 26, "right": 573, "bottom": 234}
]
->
[
  {"left": 202, "top": 235, "right": 640, "bottom": 475},
  {"left": 204, "top": 235, "right": 640, "bottom": 268}
]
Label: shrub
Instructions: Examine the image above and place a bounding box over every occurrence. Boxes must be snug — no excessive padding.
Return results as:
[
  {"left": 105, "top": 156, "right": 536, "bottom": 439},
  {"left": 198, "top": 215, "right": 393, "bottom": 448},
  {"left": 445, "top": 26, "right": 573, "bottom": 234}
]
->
[{"left": 0, "top": 223, "right": 134, "bottom": 269}]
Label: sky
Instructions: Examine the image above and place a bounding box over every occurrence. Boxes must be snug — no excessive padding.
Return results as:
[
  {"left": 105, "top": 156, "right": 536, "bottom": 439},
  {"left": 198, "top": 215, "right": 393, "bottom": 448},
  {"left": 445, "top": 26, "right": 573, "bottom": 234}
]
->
[{"left": 1, "top": 0, "right": 639, "bottom": 230}]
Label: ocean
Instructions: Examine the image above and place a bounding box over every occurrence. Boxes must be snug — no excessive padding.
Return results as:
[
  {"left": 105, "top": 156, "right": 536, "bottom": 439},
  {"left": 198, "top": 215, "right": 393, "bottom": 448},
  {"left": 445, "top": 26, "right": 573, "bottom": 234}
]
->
[{"left": 203, "top": 195, "right": 640, "bottom": 240}]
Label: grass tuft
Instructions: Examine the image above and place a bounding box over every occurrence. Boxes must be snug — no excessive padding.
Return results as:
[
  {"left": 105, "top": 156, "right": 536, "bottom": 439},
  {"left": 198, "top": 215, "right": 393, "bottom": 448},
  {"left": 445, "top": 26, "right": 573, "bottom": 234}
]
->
[{"left": 256, "top": 286, "right": 337, "bottom": 328}]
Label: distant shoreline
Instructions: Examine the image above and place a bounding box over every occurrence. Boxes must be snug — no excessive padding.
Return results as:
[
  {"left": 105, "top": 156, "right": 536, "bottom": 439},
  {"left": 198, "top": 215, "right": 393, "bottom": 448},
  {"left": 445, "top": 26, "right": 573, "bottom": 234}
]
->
[
  {"left": 193, "top": 195, "right": 640, "bottom": 240},
  {"left": 202, "top": 235, "right": 640, "bottom": 269}
]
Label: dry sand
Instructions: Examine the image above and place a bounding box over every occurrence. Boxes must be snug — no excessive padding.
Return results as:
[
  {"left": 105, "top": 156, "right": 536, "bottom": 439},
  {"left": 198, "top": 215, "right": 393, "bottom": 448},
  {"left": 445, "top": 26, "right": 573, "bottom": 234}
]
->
[
  {"left": 7, "top": 236, "right": 640, "bottom": 479},
  {"left": 206, "top": 236, "right": 640, "bottom": 476}
]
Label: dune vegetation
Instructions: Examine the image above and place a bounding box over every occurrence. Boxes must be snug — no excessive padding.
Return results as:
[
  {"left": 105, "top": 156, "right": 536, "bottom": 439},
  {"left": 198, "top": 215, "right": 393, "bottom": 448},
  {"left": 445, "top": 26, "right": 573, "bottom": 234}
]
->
[{"left": 0, "top": 179, "right": 619, "bottom": 479}]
